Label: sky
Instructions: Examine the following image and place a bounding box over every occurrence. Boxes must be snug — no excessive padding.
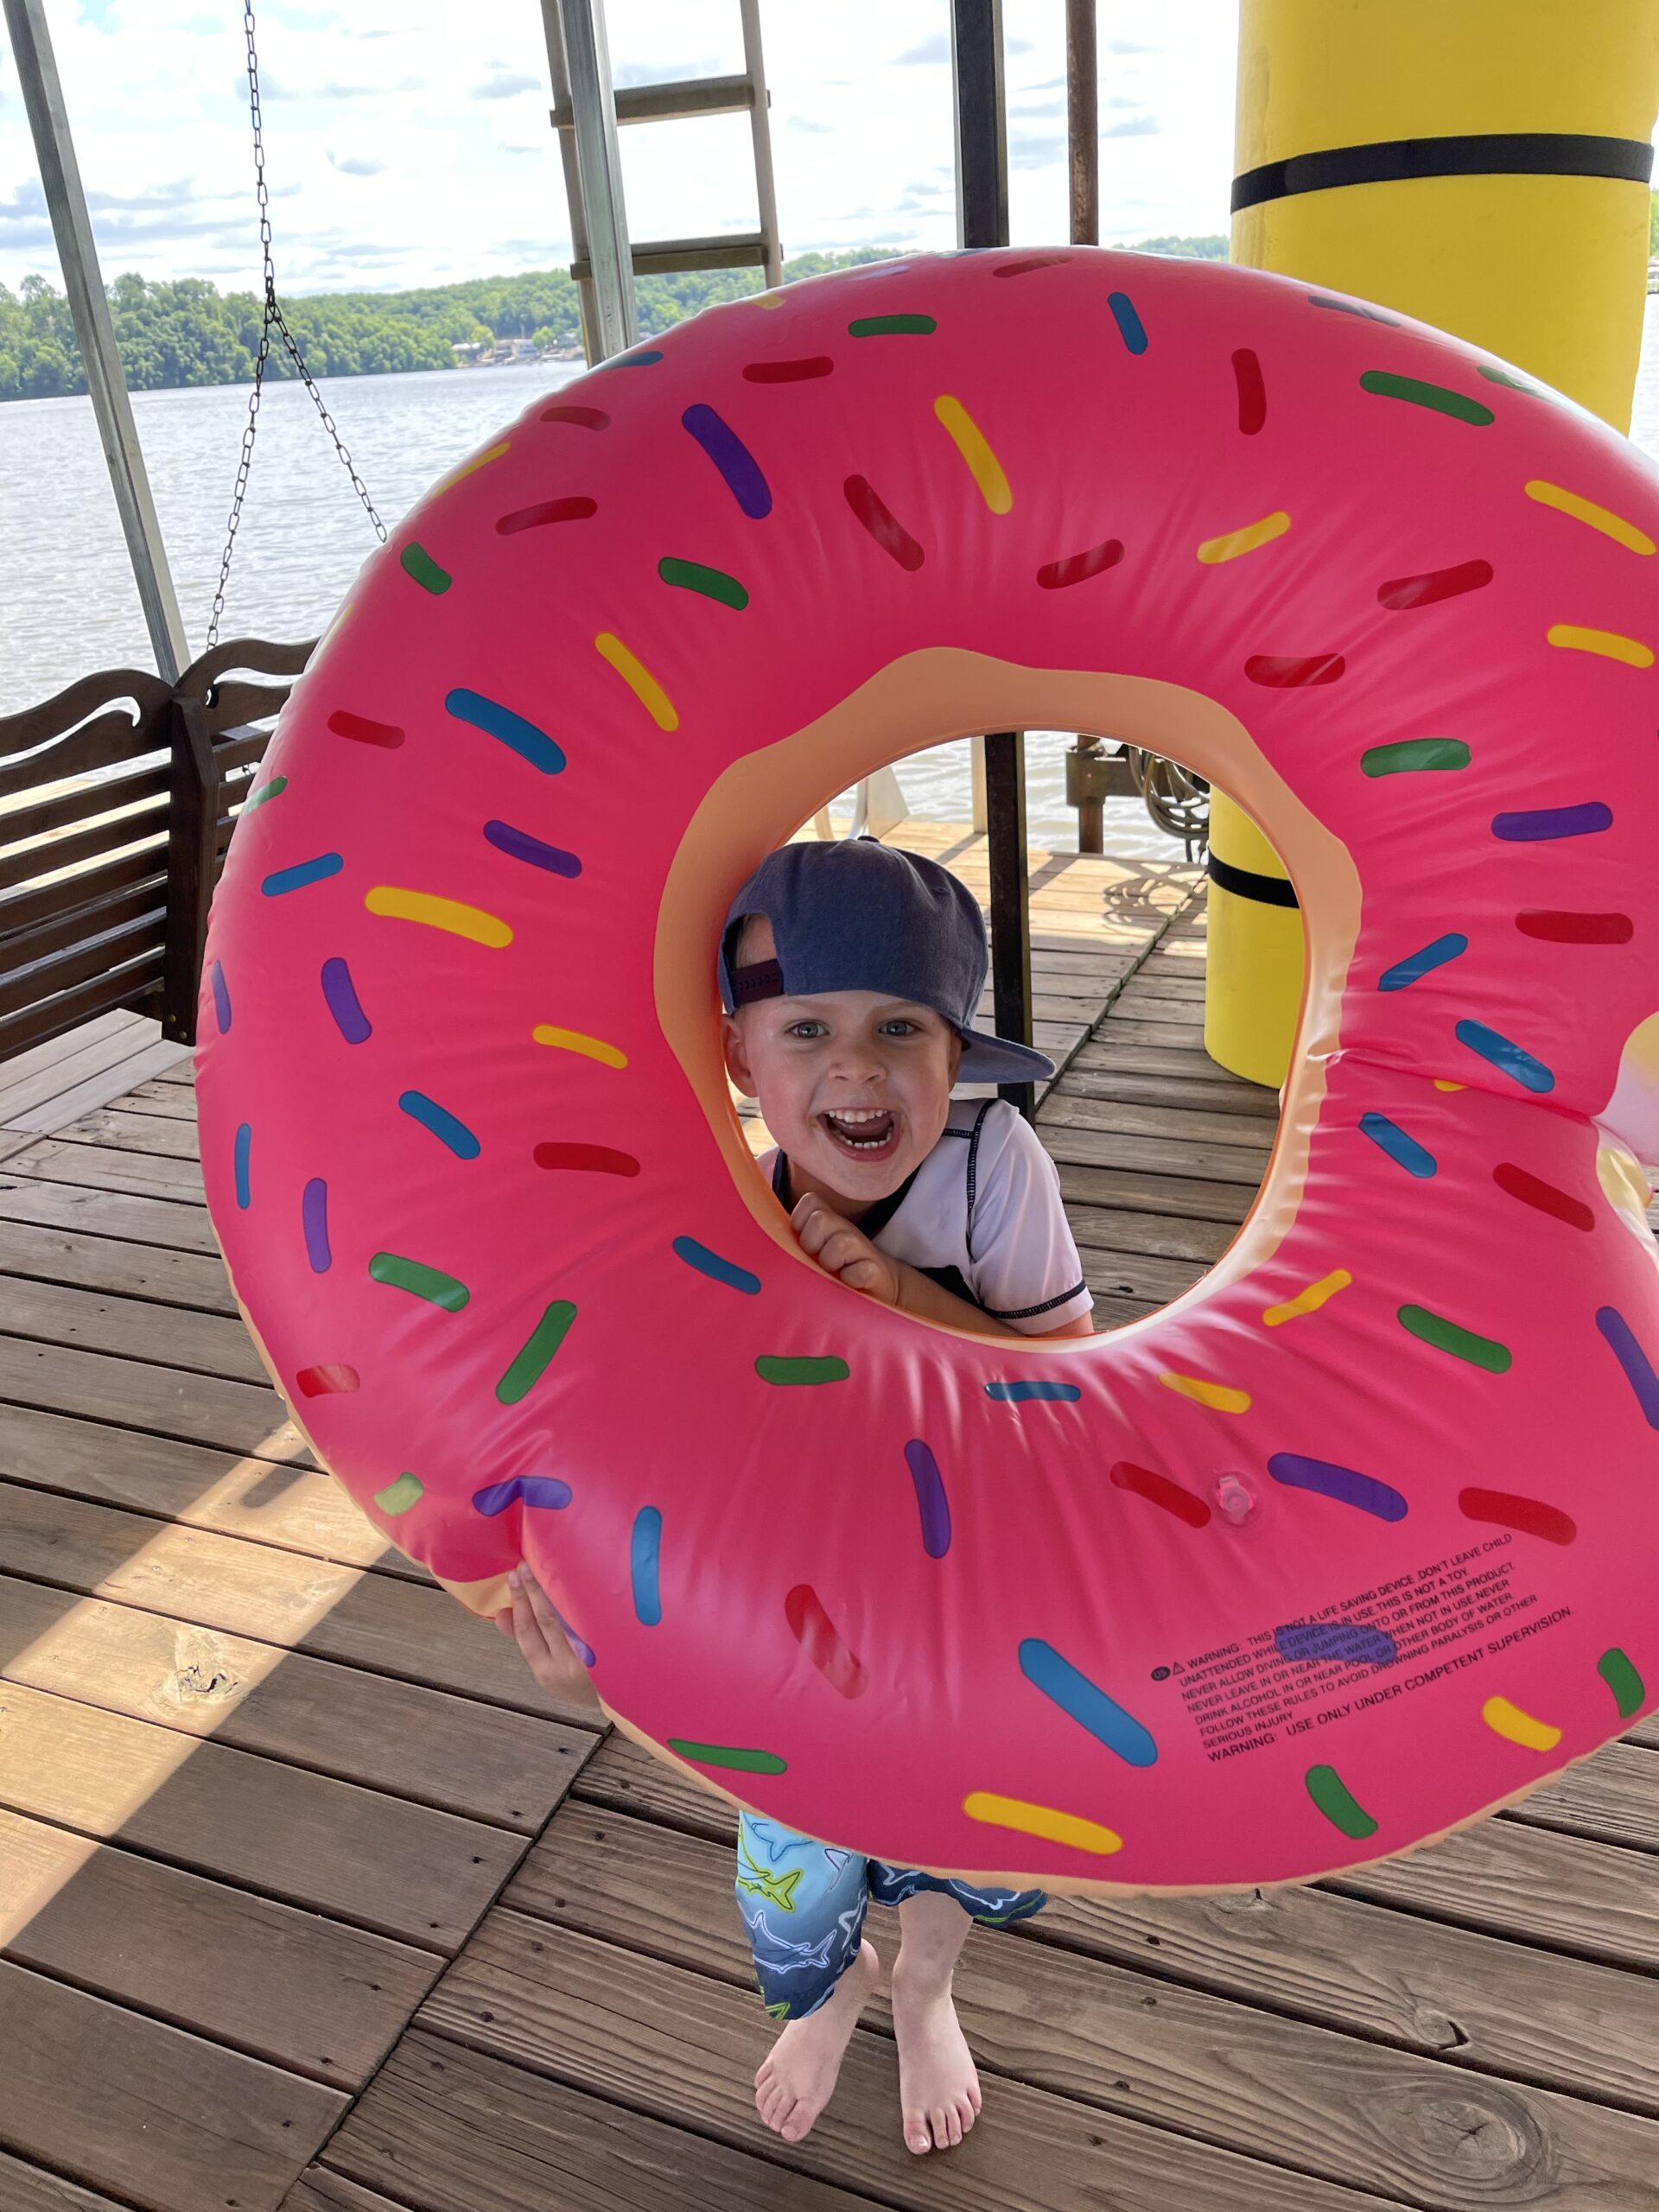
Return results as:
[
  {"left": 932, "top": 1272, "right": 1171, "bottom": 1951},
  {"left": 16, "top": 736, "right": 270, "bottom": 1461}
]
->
[{"left": 0, "top": 0, "right": 1242, "bottom": 296}]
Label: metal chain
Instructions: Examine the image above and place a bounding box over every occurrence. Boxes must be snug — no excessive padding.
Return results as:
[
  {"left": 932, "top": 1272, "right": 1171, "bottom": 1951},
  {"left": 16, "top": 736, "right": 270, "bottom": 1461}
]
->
[{"left": 207, "top": 0, "right": 386, "bottom": 648}]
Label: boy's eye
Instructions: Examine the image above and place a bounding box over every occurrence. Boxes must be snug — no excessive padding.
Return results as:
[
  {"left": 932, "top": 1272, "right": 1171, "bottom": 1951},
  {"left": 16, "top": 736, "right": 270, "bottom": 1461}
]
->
[
  {"left": 785, "top": 1020, "right": 829, "bottom": 1039},
  {"left": 878, "top": 1020, "right": 918, "bottom": 1036}
]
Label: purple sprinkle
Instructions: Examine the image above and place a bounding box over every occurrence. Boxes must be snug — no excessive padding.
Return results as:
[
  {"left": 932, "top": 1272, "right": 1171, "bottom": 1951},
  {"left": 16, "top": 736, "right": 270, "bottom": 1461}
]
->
[
  {"left": 484, "top": 820, "right": 582, "bottom": 877},
  {"left": 1268, "top": 1452, "right": 1408, "bottom": 1522},
  {"left": 1275, "top": 1620, "right": 1397, "bottom": 1666},
  {"left": 210, "top": 960, "right": 232, "bottom": 1033},
  {"left": 905, "top": 1438, "right": 950, "bottom": 1557},
  {"left": 1597, "top": 1306, "right": 1659, "bottom": 1428},
  {"left": 302, "top": 1178, "right": 331, "bottom": 1273},
  {"left": 682, "top": 403, "right": 772, "bottom": 518},
  {"left": 321, "top": 956, "right": 372, "bottom": 1044},
  {"left": 473, "top": 1474, "right": 574, "bottom": 1516},
  {"left": 552, "top": 1605, "right": 596, "bottom": 1667},
  {"left": 1491, "top": 802, "right": 1611, "bottom": 842}
]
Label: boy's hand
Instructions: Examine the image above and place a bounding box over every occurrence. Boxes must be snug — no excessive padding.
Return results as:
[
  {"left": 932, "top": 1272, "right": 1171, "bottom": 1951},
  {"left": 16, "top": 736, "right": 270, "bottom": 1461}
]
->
[
  {"left": 494, "top": 1566, "right": 601, "bottom": 1710},
  {"left": 791, "top": 1191, "right": 901, "bottom": 1305}
]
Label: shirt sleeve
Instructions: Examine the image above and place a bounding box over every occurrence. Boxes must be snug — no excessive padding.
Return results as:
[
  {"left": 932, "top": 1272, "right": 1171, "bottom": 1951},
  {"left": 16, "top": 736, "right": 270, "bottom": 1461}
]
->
[{"left": 963, "top": 1104, "right": 1094, "bottom": 1333}]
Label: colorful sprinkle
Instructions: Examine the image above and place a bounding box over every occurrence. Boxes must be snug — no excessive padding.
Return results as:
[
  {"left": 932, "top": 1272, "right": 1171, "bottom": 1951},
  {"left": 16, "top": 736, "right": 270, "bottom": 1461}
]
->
[
  {"left": 365, "top": 887, "right": 512, "bottom": 948},
  {"left": 1377, "top": 559, "right": 1493, "bottom": 609},
  {"left": 743, "top": 356, "right": 833, "bottom": 382},
  {"left": 668, "top": 1738, "right": 786, "bottom": 1775},
  {"left": 1198, "top": 511, "right": 1289, "bottom": 564},
  {"left": 844, "top": 474, "right": 925, "bottom": 569},
  {"left": 995, "top": 252, "right": 1072, "bottom": 277},
  {"left": 1306, "top": 1764, "right": 1377, "bottom": 1840},
  {"left": 399, "top": 543, "right": 452, "bottom": 594},
  {"left": 302, "top": 1177, "right": 331, "bottom": 1272},
  {"left": 1483, "top": 1696, "right": 1561, "bottom": 1752},
  {"left": 1398, "top": 1304, "right": 1512, "bottom": 1373},
  {"left": 1599, "top": 1648, "right": 1645, "bottom": 1719},
  {"left": 484, "top": 821, "right": 581, "bottom": 877},
  {"left": 370, "top": 1252, "right": 469, "bottom": 1311},
  {"left": 242, "top": 774, "right": 286, "bottom": 812},
  {"left": 1547, "top": 623, "right": 1654, "bottom": 667},
  {"left": 473, "top": 1475, "right": 572, "bottom": 1516},
  {"left": 1036, "top": 538, "right": 1123, "bottom": 589},
  {"left": 296, "top": 1363, "right": 359, "bottom": 1397},
  {"left": 1596, "top": 1306, "right": 1659, "bottom": 1427},
  {"left": 536, "top": 1142, "right": 639, "bottom": 1176},
  {"left": 1262, "top": 1269, "right": 1352, "bottom": 1326},
  {"left": 1479, "top": 364, "right": 1546, "bottom": 397},
  {"left": 1454, "top": 1019, "right": 1554, "bottom": 1092},
  {"left": 399, "top": 1090, "right": 480, "bottom": 1160},
  {"left": 497, "top": 495, "right": 598, "bottom": 535},
  {"left": 986, "top": 1380, "right": 1081, "bottom": 1403},
  {"left": 933, "top": 394, "right": 1012, "bottom": 513},
  {"left": 1232, "top": 347, "right": 1266, "bottom": 434},
  {"left": 1268, "top": 1452, "right": 1408, "bottom": 1521},
  {"left": 540, "top": 403, "right": 609, "bottom": 429},
  {"left": 1019, "top": 1639, "right": 1157, "bottom": 1766},
  {"left": 681, "top": 402, "right": 771, "bottom": 518},
  {"left": 264, "top": 854, "right": 343, "bottom": 896},
  {"left": 1359, "top": 371, "right": 1493, "bottom": 425},
  {"left": 594, "top": 631, "right": 679, "bottom": 730},
  {"left": 434, "top": 438, "right": 508, "bottom": 491},
  {"left": 444, "top": 690, "right": 566, "bottom": 774},
  {"left": 1276, "top": 1621, "right": 1397, "bottom": 1665},
  {"left": 1309, "top": 294, "right": 1398, "bottom": 326},
  {"left": 785, "top": 1585, "right": 868, "bottom": 1698},
  {"left": 209, "top": 961, "right": 231, "bottom": 1033},
  {"left": 531, "top": 1025, "right": 627, "bottom": 1069},
  {"left": 1491, "top": 801, "right": 1611, "bottom": 841},
  {"left": 1361, "top": 738, "right": 1471, "bottom": 776},
  {"left": 1515, "top": 909, "right": 1632, "bottom": 944},
  {"left": 962, "top": 1792, "right": 1122, "bottom": 1857},
  {"left": 233, "top": 1122, "right": 251, "bottom": 1209},
  {"left": 1245, "top": 653, "right": 1345, "bottom": 687},
  {"left": 671, "top": 1236, "right": 760, "bottom": 1293},
  {"left": 554, "top": 1610, "right": 597, "bottom": 1669},
  {"left": 1159, "top": 1370, "right": 1250, "bottom": 1414},
  {"left": 1107, "top": 291, "right": 1147, "bottom": 353},
  {"left": 848, "top": 313, "right": 936, "bottom": 336},
  {"left": 1491, "top": 1162, "right": 1594, "bottom": 1230},
  {"left": 1359, "top": 1111, "right": 1436, "bottom": 1178},
  {"left": 321, "top": 957, "right": 372, "bottom": 1043},
  {"left": 1433, "top": 1080, "right": 1465, "bottom": 1091},
  {"left": 373, "top": 1472, "right": 423, "bottom": 1516},
  {"left": 1524, "top": 480, "right": 1654, "bottom": 555},
  {"left": 1109, "top": 1459, "right": 1210, "bottom": 1529},
  {"left": 658, "top": 556, "right": 749, "bottom": 610},
  {"left": 328, "top": 709, "right": 404, "bottom": 748},
  {"left": 1459, "top": 1486, "right": 1577, "bottom": 1544},
  {"left": 904, "top": 1439, "right": 950, "bottom": 1558},
  {"left": 756, "top": 1356, "right": 849, "bottom": 1386},
  {"left": 1379, "top": 934, "right": 1467, "bottom": 990},
  {"left": 496, "top": 1302, "right": 578, "bottom": 1403},
  {"left": 631, "top": 1506, "right": 663, "bottom": 1625}
]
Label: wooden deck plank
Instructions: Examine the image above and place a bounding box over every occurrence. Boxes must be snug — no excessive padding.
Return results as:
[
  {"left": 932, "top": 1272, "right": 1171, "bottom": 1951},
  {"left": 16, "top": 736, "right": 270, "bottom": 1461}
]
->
[
  {"left": 283, "top": 2177, "right": 416, "bottom": 2212},
  {"left": 0, "top": 2145, "right": 133, "bottom": 2212},
  {"left": 0, "top": 1217, "right": 240, "bottom": 1316},
  {"left": 0, "top": 1169, "right": 219, "bottom": 1252},
  {"left": 0, "top": 1332, "right": 308, "bottom": 1460},
  {"left": 1039, "top": 1089, "right": 1274, "bottom": 1153},
  {"left": 3, "top": 1039, "right": 190, "bottom": 1136},
  {"left": 1054, "top": 1157, "right": 1262, "bottom": 1223},
  {"left": 0, "top": 1270, "right": 268, "bottom": 1382},
  {"left": 48, "top": 1106, "right": 202, "bottom": 1160},
  {"left": 0, "top": 1135, "right": 207, "bottom": 1202}
]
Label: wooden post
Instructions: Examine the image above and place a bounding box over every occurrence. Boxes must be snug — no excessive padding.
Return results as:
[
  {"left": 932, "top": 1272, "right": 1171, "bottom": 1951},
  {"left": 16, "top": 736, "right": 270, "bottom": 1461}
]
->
[{"left": 161, "top": 693, "right": 218, "bottom": 1045}]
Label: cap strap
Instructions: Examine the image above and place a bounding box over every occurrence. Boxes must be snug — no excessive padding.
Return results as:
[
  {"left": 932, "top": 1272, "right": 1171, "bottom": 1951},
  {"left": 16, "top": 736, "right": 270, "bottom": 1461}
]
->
[{"left": 730, "top": 957, "right": 785, "bottom": 1006}]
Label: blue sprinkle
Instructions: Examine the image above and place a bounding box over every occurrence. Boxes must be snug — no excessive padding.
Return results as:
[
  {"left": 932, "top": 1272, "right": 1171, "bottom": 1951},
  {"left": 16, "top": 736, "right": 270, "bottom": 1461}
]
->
[
  {"left": 210, "top": 960, "right": 232, "bottom": 1033},
  {"left": 608, "top": 347, "right": 664, "bottom": 367},
  {"left": 671, "top": 1235, "right": 760, "bottom": 1294},
  {"left": 1268, "top": 1452, "right": 1408, "bottom": 1522},
  {"left": 1019, "top": 1637, "right": 1158, "bottom": 1765},
  {"left": 1108, "top": 290, "right": 1147, "bottom": 354},
  {"left": 472, "top": 1475, "right": 573, "bottom": 1516},
  {"left": 263, "top": 853, "right": 343, "bottom": 896},
  {"left": 1596, "top": 1306, "right": 1659, "bottom": 1429},
  {"left": 1454, "top": 1018, "right": 1555, "bottom": 1092},
  {"left": 1491, "top": 801, "right": 1611, "bottom": 842},
  {"left": 321, "top": 956, "right": 372, "bottom": 1044},
  {"left": 1359, "top": 1111, "right": 1438, "bottom": 1178},
  {"left": 484, "top": 820, "right": 582, "bottom": 877},
  {"left": 1378, "top": 933, "right": 1467, "bottom": 991},
  {"left": 905, "top": 1439, "right": 950, "bottom": 1559},
  {"left": 682, "top": 403, "right": 772, "bottom": 518},
  {"left": 398, "top": 1090, "right": 481, "bottom": 1160},
  {"left": 445, "top": 689, "right": 565, "bottom": 775},
  {"left": 987, "top": 1380, "right": 1082, "bottom": 1403},
  {"left": 1275, "top": 1620, "right": 1398, "bottom": 1666},
  {"left": 632, "top": 1506, "right": 663, "bottom": 1626},
  {"left": 233, "top": 1122, "right": 252, "bottom": 1210}
]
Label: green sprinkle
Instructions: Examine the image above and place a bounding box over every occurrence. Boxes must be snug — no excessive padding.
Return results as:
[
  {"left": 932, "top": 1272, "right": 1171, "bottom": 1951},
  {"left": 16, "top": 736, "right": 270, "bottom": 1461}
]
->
[
  {"left": 400, "top": 543, "right": 453, "bottom": 594},
  {"left": 497, "top": 1300, "right": 577, "bottom": 1404},
  {"left": 1359, "top": 371, "right": 1494, "bottom": 426},
  {"left": 1478, "top": 364, "right": 1551, "bottom": 401},
  {"left": 1398, "top": 1303, "right": 1511, "bottom": 1373},
  {"left": 1361, "top": 739, "right": 1471, "bottom": 778},
  {"left": 369, "top": 1252, "right": 469, "bottom": 1312},
  {"left": 669, "top": 1738, "right": 788, "bottom": 1775},
  {"left": 373, "top": 1471, "right": 425, "bottom": 1516},
  {"left": 243, "top": 774, "right": 288, "bottom": 811},
  {"left": 849, "top": 313, "right": 937, "bottom": 337},
  {"left": 1306, "top": 1764, "right": 1377, "bottom": 1840},
  {"left": 1599, "top": 1647, "right": 1645, "bottom": 1720},
  {"left": 756, "top": 1356, "right": 850, "bottom": 1387},
  {"left": 658, "top": 556, "right": 749, "bottom": 610}
]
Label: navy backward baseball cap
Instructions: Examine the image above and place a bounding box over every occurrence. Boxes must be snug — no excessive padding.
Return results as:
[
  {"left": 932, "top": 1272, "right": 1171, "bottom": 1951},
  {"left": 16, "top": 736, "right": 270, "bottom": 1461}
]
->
[{"left": 718, "top": 839, "right": 1055, "bottom": 1085}]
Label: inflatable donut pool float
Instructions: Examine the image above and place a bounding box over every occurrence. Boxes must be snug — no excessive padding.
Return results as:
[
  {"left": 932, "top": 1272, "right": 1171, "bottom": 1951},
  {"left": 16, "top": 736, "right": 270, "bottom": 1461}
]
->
[{"left": 199, "top": 250, "right": 1659, "bottom": 1892}]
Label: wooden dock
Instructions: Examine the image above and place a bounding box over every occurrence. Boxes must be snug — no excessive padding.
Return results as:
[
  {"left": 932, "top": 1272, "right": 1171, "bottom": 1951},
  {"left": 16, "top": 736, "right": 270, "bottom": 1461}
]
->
[{"left": 1, "top": 831, "right": 1656, "bottom": 2212}]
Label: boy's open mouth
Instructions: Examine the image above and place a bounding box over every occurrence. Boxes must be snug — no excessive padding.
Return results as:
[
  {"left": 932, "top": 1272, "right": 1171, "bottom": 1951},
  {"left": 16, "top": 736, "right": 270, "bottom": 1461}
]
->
[{"left": 819, "top": 1108, "right": 900, "bottom": 1159}]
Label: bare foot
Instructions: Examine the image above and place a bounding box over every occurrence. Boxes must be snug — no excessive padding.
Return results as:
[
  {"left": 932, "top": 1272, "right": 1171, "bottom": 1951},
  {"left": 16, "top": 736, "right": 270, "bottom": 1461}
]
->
[
  {"left": 890, "top": 1954, "right": 982, "bottom": 2154},
  {"left": 754, "top": 1941, "right": 880, "bottom": 2142}
]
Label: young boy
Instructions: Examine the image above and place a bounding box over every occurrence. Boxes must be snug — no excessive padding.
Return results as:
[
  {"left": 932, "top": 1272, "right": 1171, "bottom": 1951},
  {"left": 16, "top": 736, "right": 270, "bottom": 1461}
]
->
[{"left": 501, "top": 837, "right": 1093, "bottom": 2158}]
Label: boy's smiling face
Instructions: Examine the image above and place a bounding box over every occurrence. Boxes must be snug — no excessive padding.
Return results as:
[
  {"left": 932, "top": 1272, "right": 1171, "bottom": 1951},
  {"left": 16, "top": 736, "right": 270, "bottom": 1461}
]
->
[{"left": 722, "top": 915, "right": 962, "bottom": 1210}]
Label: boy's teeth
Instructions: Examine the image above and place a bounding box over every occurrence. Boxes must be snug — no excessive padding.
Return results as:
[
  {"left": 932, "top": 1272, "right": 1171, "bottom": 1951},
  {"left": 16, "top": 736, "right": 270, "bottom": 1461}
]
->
[{"left": 824, "top": 1109, "right": 894, "bottom": 1150}]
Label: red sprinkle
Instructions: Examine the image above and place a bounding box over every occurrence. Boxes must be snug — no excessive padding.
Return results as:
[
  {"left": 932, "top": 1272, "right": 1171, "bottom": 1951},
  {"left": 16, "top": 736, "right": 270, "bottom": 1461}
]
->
[
  {"left": 327, "top": 709, "right": 404, "bottom": 747},
  {"left": 1109, "top": 1459, "right": 1211, "bottom": 1528},
  {"left": 1037, "top": 538, "right": 1125, "bottom": 590},
  {"left": 497, "top": 495, "right": 599, "bottom": 535},
  {"left": 1492, "top": 1161, "right": 1596, "bottom": 1230},
  {"left": 1516, "top": 910, "right": 1633, "bottom": 944},
  {"left": 540, "top": 404, "right": 609, "bottom": 429},
  {"left": 1232, "top": 347, "right": 1266, "bottom": 435},
  {"left": 785, "top": 1585, "right": 868, "bottom": 1698},
  {"left": 743, "top": 357, "right": 835, "bottom": 383},
  {"left": 995, "top": 252, "right": 1072, "bottom": 277},
  {"left": 1376, "top": 559, "right": 1493, "bottom": 610},
  {"left": 534, "top": 1142, "right": 641, "bottom": 1176},
  {"left": 844, "top": 474, "right": 925, "bottom": 570},
  {"left": 1459, "top": 1487, "right": 1578, "bottom": 1545},
  {"left": 1245, "top": 653, "right": 1346, "bottom": 688},
  {"left": 296, "top": 1363, "right": 359, "bottom": 1397}
]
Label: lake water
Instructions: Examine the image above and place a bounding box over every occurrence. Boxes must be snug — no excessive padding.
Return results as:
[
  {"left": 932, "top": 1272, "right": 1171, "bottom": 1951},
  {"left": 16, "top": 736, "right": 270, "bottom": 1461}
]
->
[{"left": 9, "top": 295, "right": 1659, "bottom": 857}]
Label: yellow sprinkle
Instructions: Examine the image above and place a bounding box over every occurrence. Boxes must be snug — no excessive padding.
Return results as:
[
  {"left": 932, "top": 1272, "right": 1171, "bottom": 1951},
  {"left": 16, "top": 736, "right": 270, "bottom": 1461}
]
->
[
  {"left": 434, "top": 438, "right": 510, "bottom": 495},
  {"left": 1197, "top": 510, "right": 1291, "bottom": 564},
  {"left": 1262, "top": 1268, "right": 1352, "bottom": 1327},
  {"left": 1159, "top": 1370, "right": 1251, "bottom": 1414},
  {"left": 1525, "top": 480, "right": 1654, "bottom": 556},
  {"left": 595, "top": 631, "right": 679, "bottom": 730},
  {"left": 963, "top": 1791, "right": 1122, "bottom": 1857},
  {"left": 365, "top": 887, "right": 512, "bottom": 947},
  {"left": 757, "top": 290, "right": 787, "bottom": 310},
  {"left": 1482, "top": 1696, "right": 1562, "bottom": 1753},
  {"left": 1546, "top": 624, "right": 1654, "bottom": 668},
  {"left": 1433, "top": 1079, "right": 1466, "bottom": 1092},
  {"left": 532, "top": 1025, "right": 628, "bottom": 1070},
  {"left": 933, "top": 394, "right": 1012, "bottom": 515}
]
